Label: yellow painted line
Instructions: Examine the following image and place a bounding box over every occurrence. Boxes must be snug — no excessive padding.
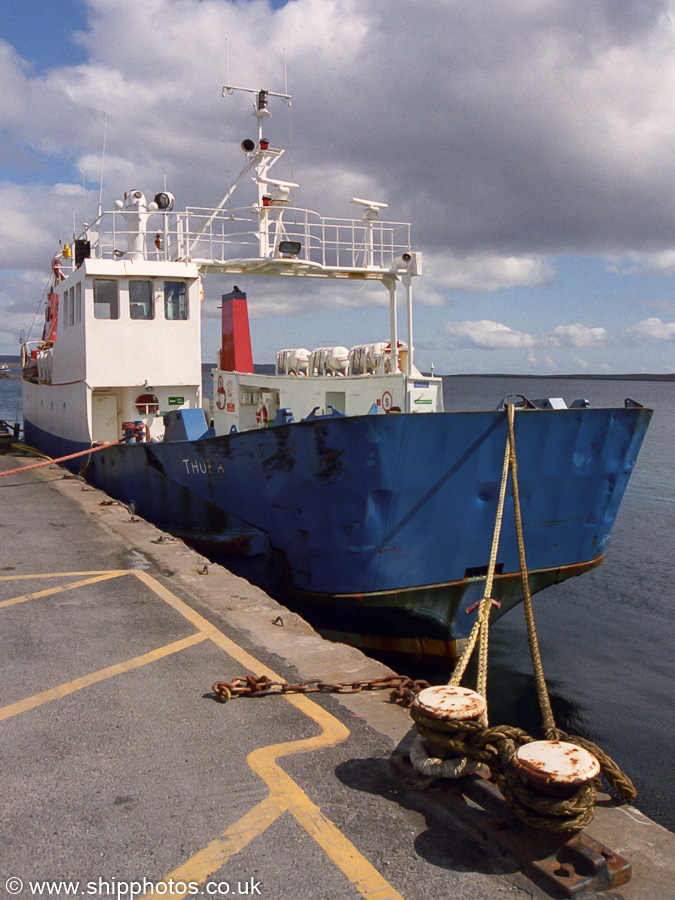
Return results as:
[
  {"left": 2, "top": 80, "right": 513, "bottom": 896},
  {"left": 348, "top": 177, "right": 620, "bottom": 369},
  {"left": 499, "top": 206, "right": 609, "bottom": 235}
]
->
[
  {"left": 246, "top": 701, "right": 405, "bottom": 900},
  {"left": 133, "top": 569, "right": 283, "bottom": 679},
  {"left": 132, "top": 569, "right": 297, "bottom": 681},
  {"left": 0, "top": 571, "right": 117, "bottom": 582},
  {"left": 0, "top": 568, "right": 403, "bottom": 898},
  {"left": 146, "top": 697, "right": 404, "bottom": 900},
  {"left": 131, "top": 571, "right": 406, "bottom": 900},
  {"left": 0, "top": 631, "right": 208, "bottom": 723},
  {"left": 0, "top": 572, "right": 126, "bottom": 610},
  {"left": 292, "top": 802, "right": 403, "bottom": 900},
  {"left": 149, "top": 794, "right": 285, "bottom": 893}
]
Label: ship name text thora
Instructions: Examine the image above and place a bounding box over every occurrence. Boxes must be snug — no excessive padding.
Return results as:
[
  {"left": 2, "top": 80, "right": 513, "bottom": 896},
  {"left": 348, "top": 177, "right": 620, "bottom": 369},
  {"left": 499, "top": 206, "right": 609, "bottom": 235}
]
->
[{"left": 182, "top": 457, "right": 225, "bottom": 476}]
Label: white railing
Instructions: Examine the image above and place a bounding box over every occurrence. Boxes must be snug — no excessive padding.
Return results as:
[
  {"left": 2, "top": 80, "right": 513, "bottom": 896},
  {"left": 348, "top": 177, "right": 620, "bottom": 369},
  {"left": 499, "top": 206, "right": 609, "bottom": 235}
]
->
[{"left": 59, "top": 206, "right": 412, "bottom": 276}]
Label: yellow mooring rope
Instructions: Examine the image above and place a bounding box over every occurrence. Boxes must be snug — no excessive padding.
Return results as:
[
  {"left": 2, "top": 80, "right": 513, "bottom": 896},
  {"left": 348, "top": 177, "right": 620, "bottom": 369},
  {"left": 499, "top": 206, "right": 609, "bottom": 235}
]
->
[
  {"left": 506, "top": 402, "right": 556, "bottom": 734},
  {"left": 414, "top": 403, "right": 637, "bottom": 832},
  {"left": 448, "top": 411, "right": 511, "bottom": 719}
]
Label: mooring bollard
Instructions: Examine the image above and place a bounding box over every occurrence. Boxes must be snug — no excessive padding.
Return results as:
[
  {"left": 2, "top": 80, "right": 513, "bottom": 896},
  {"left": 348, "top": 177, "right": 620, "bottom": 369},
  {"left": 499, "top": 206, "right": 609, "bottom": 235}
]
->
[
  {"left": 409, "top": 685, "right": 486, "bottom": 779},
  {"left": 511, "top": 740, "right": 601, "bottom": 798}
]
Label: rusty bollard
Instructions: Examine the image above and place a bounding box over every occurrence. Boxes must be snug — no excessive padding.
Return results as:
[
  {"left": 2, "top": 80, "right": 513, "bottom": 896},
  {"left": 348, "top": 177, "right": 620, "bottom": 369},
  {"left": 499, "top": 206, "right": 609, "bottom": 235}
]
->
[
  {"left": 409, "top": 685, "right": 486, "bottom": 779},
  {"left": 511, "top": 740, "right": 600, "bottom": 798}
]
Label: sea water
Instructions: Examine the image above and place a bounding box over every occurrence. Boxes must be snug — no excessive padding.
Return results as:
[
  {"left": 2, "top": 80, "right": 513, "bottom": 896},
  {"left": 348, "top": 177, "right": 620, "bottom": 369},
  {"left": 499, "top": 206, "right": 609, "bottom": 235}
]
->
[
  {"left": 0, "top": 357, "right": 21, "bottom": 423},
  {"left": 2, "top": 361, "right": 673, "bottom": 831}
]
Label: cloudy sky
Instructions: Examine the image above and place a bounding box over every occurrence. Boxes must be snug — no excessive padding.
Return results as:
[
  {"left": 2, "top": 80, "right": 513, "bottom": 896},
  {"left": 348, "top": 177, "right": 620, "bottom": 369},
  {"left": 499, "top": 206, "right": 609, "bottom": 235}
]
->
[{"left": 2, "top": 0, "right": 675, "bottom": 373}]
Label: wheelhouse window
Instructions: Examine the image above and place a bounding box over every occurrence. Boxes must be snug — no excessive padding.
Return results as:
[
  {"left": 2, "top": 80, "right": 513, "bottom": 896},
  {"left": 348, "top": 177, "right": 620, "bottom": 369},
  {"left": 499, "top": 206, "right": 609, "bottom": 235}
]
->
[
  {"left": 68, "top": 287, "right": 74, "bottom": 327},
  {"left": 164, "top": 281, "right": 188, "bottom": 320},
  {"left": 129, "top": 280, "right": 153, "bottom": 320},
  {"left": 75, "top": 282, "right": 82, "bottom": 323},
  {"left": 94, "top": 280, "right": 119, "bottom": 319}
]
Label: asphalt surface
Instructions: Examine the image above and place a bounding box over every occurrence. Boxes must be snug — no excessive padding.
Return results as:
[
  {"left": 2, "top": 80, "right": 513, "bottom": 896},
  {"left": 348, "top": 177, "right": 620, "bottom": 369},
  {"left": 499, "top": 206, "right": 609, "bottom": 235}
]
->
[{"left": 1, "top": 454, "right": 673, "bottom": 900}]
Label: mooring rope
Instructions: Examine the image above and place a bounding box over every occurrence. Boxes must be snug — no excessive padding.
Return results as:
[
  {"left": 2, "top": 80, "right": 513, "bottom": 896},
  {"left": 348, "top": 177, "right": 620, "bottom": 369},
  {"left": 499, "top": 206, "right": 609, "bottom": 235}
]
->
[
  {"left": 506, "top": 403, "right": 555, "bottom": 733},
  {"left": 449, "top": 424, "right": 511, "bottom": 709},
  {"left": 412, "top": 403, "right": 636, "bottom": 831},
  {"left": 410, "top": 710, "right": 600, "bottom": 832},
  {"left": 0, "top": 441, "right": 119, "bottom": 478},
  {"left": 504, "top": 401, "right": 636, "bottom": 802}
]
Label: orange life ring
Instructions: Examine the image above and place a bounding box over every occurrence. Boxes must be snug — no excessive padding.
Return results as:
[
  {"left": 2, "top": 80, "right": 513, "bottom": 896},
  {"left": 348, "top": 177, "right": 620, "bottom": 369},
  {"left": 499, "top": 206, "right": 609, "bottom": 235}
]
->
[
  {"left": 135, "top": 392, "right": 160, "bottom": 414},
  {"left": 256, "top": 404, "right": 268, "bottom": 427}
]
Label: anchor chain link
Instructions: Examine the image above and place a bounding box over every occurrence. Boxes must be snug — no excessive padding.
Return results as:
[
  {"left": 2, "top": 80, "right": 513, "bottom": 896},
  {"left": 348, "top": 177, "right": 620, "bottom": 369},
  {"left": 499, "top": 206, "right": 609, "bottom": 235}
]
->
[{"left": 212, "top": 673, "right": 430, "bottom": 706}]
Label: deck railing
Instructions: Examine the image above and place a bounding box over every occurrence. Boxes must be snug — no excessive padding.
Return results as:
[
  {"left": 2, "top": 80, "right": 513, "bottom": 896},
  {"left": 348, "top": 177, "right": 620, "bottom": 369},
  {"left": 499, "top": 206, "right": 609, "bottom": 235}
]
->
[{"left": 61, "top": 206, "right": 412, "bottom": 276}]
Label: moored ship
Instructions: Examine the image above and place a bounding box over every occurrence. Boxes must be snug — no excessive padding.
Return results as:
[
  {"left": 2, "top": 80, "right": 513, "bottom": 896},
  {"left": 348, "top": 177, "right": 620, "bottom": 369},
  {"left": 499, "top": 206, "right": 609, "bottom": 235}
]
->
[{"left": 21, "top": 87, "right": 652, "bottom": 662}]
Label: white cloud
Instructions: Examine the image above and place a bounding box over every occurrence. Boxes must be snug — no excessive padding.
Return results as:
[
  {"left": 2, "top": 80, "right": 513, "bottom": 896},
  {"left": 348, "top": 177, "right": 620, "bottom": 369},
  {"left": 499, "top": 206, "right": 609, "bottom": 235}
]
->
[
  {"left": 424, "top": 252, "right": 554, "bottom": 294},
  {"left": 242, "top": 275, "right": 388, "bottom": 319},
  {"left": 0, "top": 183, "right": 72, "bottom": 271},
  {"left": 53, "top": 183, "right": 84, "bottom": 197},
  {"left": 444, "top": 319, "right": 610, "bottom": 352},
  {"left": 535, "top": 354, "right": 557, "bottom": 372},
  {"left": 2, "top": 0, "right": 675, "bottom": 373},
  {"left": 546, "top": 324, "right": 607, "bottom": 347},
  {"left": 5, "top": 0, "right": 675, "bottom": 257},
  {"left": 444, "top": 319, "right": 536, "bottom": 349},
  {"left": 626, "top": 317, "right": 675, "bottom": 342},
  {"left": 608, "top": 250, "right": 675, "bottom": 276},
  {"left": 0, "top": 41, "right": 31, "bottom": 126}
]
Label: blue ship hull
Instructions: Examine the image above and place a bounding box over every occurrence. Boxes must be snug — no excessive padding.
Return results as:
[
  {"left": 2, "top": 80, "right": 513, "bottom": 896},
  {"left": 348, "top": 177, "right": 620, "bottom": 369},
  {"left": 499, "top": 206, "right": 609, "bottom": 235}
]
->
[{"left": 26, "top": 405, "right": 652, "bottom": 662}]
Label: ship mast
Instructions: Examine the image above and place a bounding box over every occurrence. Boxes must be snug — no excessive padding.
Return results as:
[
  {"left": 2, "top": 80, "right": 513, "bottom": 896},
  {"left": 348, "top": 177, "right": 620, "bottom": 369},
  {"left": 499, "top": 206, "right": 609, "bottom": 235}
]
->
[
  {"left": 204, "top": 85, "right": 420, "bottom": 376},
  {"left": 189, "top": 86, "right": 295, "bottom": 254},
  {"left": 222, "top": 86, "right": 297, "bottom": 258}
]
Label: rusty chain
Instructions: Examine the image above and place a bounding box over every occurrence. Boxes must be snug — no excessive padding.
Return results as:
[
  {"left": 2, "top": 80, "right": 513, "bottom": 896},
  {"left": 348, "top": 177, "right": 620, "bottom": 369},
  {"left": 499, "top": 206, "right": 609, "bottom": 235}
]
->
[{"left": 212, "top": 673, "right": 430, "bottom": 706}]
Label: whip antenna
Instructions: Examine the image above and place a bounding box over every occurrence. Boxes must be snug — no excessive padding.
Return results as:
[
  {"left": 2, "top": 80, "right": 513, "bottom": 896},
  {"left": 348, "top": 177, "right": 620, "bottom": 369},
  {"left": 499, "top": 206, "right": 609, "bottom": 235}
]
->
[
  {"left": 284, "top": 51, "right": 297, "bottom": 217},
  {"left": 81, "top": 167, "right": 88, "bottom": 223},
  {"left": 97, "top": 103, "right": 109, "bottom": 219}
]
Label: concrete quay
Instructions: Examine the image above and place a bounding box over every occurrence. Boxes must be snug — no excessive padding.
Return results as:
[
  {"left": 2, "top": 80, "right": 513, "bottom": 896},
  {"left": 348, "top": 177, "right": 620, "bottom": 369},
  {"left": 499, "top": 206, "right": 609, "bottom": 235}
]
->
[{"left": 1, "top": 453, "right": 673, "bottom": 900}]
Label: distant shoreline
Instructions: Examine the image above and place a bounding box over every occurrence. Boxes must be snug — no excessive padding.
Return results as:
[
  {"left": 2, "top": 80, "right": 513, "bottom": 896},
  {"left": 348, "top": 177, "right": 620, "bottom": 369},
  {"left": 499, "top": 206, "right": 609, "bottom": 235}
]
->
[
  {"left": 439, "top": 373, "right": 675, "bottom": 382},
  {"left": 230, "top": 364, "right": 675, "bottom": 382},
  {"left": 4, "top": 355, "right": 673, "bottom": 382}
]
